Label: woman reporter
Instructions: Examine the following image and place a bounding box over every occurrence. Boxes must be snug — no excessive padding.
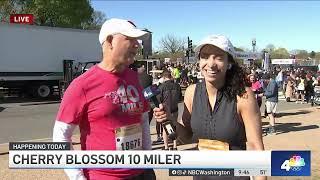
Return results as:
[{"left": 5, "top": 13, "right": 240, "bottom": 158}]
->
[{"left": 154, "top": 35, "right": 265, "bottom": 180}]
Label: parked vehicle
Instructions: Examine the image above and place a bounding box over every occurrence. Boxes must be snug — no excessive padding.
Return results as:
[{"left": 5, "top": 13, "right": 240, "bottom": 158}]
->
[{"left": 0, "top": 23, "right": 101, "bottom": 98}]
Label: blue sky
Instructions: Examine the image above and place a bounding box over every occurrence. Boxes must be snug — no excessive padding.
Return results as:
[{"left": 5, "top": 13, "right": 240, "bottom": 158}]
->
[{"left": 91, "top": 1, "right": 320, "bottom": 53}]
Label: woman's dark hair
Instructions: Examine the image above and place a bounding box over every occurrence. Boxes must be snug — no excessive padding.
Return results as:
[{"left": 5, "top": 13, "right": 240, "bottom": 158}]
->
[{"left": 222, "top": 54, "right": 248, "bottom": 101}]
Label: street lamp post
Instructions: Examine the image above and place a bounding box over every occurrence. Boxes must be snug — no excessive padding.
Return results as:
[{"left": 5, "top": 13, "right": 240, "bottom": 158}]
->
[
  {"left": 252, "top": 38, "right": 256, "bottom": 53},
  {"left": 251, "top": 38, "right": 256, "bottom": 67}
]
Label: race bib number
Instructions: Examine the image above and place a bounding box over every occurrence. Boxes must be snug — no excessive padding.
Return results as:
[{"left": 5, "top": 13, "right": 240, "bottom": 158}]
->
[{"left": 115, "top": 123, "right": 142, "bottom": 150}]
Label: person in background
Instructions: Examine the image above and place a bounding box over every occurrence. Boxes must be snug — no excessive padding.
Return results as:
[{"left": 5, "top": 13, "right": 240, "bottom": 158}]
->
[
  {"left": 296, "top": 74, "right": 306, "bottom": 104},
  {"left": 180, "top": 66, "right": 189, "bottom": 87},
  {"left": 157, "top": 70, "right": 182, "bottom": 150},
  {"left": 282, "top": 71, "right": 288, "bottom": 95},
  {"left": 305, "top": 73, "right": 314, "bottom": 104},
  {"left": 151, "top": 65, "right": 158, "bottom": 79},
  {"left": 137, "top": 64, "right": 152, "bottom": 89},
  {"left": 285, "top": 72, "right": 296, "bottom": 102},
  {"left": 276, "top": 69, "right": 283, "bottom": 91},
  {"left": 187, "top": 66, "right": 193, "bottom": 84},
  {"left": 249, "top": 74, "right": 263, "bottom": 108},
  {"left": 196, "top": 67, "right": 204, "bottom": 83},
  {"left": 173, "top": 64, "right": 181, "bottom": 83},
  {"left": 263, "top": 73, "right": 278, "bottom": 135},
  {"left": 192, "top": 66, "right": 198, "bottom": 83}
]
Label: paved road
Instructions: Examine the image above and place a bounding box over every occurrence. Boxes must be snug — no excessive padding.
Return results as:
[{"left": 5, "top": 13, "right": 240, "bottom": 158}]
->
[
  {"left": 0, "top": 96, "right": 313, "bottom": 144},
  {"left": 1, "top": 102, "right": 319, "bottom": 180}
]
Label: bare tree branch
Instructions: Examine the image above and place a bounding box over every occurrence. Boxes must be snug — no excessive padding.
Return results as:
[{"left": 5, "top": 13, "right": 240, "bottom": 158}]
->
[{"left": 159, "top": 34, "right": 185, "bottom": 54}]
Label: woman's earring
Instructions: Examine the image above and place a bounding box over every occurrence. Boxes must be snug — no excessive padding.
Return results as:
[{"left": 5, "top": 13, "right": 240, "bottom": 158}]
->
[{"left": 228, "top": 64, "right": 232, "bottom": 70}]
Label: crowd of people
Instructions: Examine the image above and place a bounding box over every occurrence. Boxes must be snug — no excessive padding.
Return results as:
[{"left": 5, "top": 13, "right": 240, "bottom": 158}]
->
[
  {"left": 151, "top": 60, "right": 320, "bottom": 136},
  {"left": 152, "top": 63, "right": 204, "bottom": 87},
  {"left": 245, "top": 66, "right": 320, "bottom": 103},
  {"left": 152, "top": 62, "right": 320, "bottom": 98},
  {"left": 151, "top": 59, "right": 320, "bottom": 107}
]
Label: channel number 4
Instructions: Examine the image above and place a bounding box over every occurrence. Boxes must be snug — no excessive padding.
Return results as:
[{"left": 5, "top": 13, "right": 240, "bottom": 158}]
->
[{"left": 281, "top": 160, "right": 291, "bottom": 171}]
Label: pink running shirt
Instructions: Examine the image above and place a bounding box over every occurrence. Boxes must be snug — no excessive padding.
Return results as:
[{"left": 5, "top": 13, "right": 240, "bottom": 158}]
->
[{"left": 56, "top": 65, "right": 149, "bottom": 179}]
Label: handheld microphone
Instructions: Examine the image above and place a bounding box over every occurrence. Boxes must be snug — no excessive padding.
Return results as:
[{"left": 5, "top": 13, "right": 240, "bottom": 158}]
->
[
  {"left": 142, "top": 85, "right": 160, "bottom": 109},
  {"left": 143, "top": 85, "right": 177, "bottom": 140}
]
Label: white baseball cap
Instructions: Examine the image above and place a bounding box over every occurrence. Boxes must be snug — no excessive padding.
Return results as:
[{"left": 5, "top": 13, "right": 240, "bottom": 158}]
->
[
  {"left": 99, "top": 18, "right": 150, "bottom": 45},
  {"left": 194, "top": 35, "right": 235, "bottom": 57}
]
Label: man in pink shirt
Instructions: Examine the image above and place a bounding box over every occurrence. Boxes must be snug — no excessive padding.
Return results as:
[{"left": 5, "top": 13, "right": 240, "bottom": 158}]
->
[{"left": 53, "top": 18, "right": 156, "bottom": 180}]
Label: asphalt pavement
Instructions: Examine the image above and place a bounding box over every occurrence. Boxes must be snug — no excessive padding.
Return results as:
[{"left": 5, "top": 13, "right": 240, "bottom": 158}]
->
[
  {"left": 1, "top": 102, "right": 319, "bottom": 180},
  {"left": 0, "top": 96, "right": 313, "bottom": 144}
]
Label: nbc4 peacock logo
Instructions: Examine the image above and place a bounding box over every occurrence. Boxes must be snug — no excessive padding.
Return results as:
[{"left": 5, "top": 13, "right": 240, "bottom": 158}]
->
[
  {"left": 271, "top": 151, "right": 310, "bottom": 176},
  {"left": 281, "top": 155, "right": 305, "bottom": 172}
]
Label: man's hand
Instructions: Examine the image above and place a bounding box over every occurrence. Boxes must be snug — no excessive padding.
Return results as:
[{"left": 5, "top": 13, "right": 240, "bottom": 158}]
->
[{"left": 153, "top": 104, "right": 167, "bottom": 122}]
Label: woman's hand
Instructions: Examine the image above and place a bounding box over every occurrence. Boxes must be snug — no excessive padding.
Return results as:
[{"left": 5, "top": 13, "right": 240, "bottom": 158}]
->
[{"left": 153, "top": 104, "right": 167, "bottom": 123}]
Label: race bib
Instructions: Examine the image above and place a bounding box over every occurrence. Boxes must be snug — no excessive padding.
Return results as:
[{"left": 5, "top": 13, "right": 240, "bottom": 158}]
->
[{"left": 115, "top": 123, "right": 142, "bottom": 150}]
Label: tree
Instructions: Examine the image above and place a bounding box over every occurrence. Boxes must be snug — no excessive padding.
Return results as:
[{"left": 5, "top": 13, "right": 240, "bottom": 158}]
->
[
  {"left": 0, "top": 0, "right": 26, "bottom": 22},
  {"left": 82, "top": 10, "right": 107, "bottom": 30},
  {"left": 315, "top": 52, "right": 320, "bottom": 60},
  {"left": 0, "top": 0, "right": 96, "bottom": 29},
  {"left": 295, "top": 50, "right": 309, "bottom": 59},
  {"left": 270, "top": 47, "right": 290, "bottom": 59},
  {"left": 0, "top": 1, "right": 11, "bottom": 22},
  {"left": 28, "top": 0, "right": 94, "bottom": 28},
  {"left": 234, "top": 47, "right": 244, "bottom": 52},
  {"left": 170, "top": 51, "right": 184, "bottom": 61},
  {"left": 265, "top": 44, "right": 275, "bottom": 53},
  {"left": 159, "top": 34, "right": 185, "bottom": 54}
]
